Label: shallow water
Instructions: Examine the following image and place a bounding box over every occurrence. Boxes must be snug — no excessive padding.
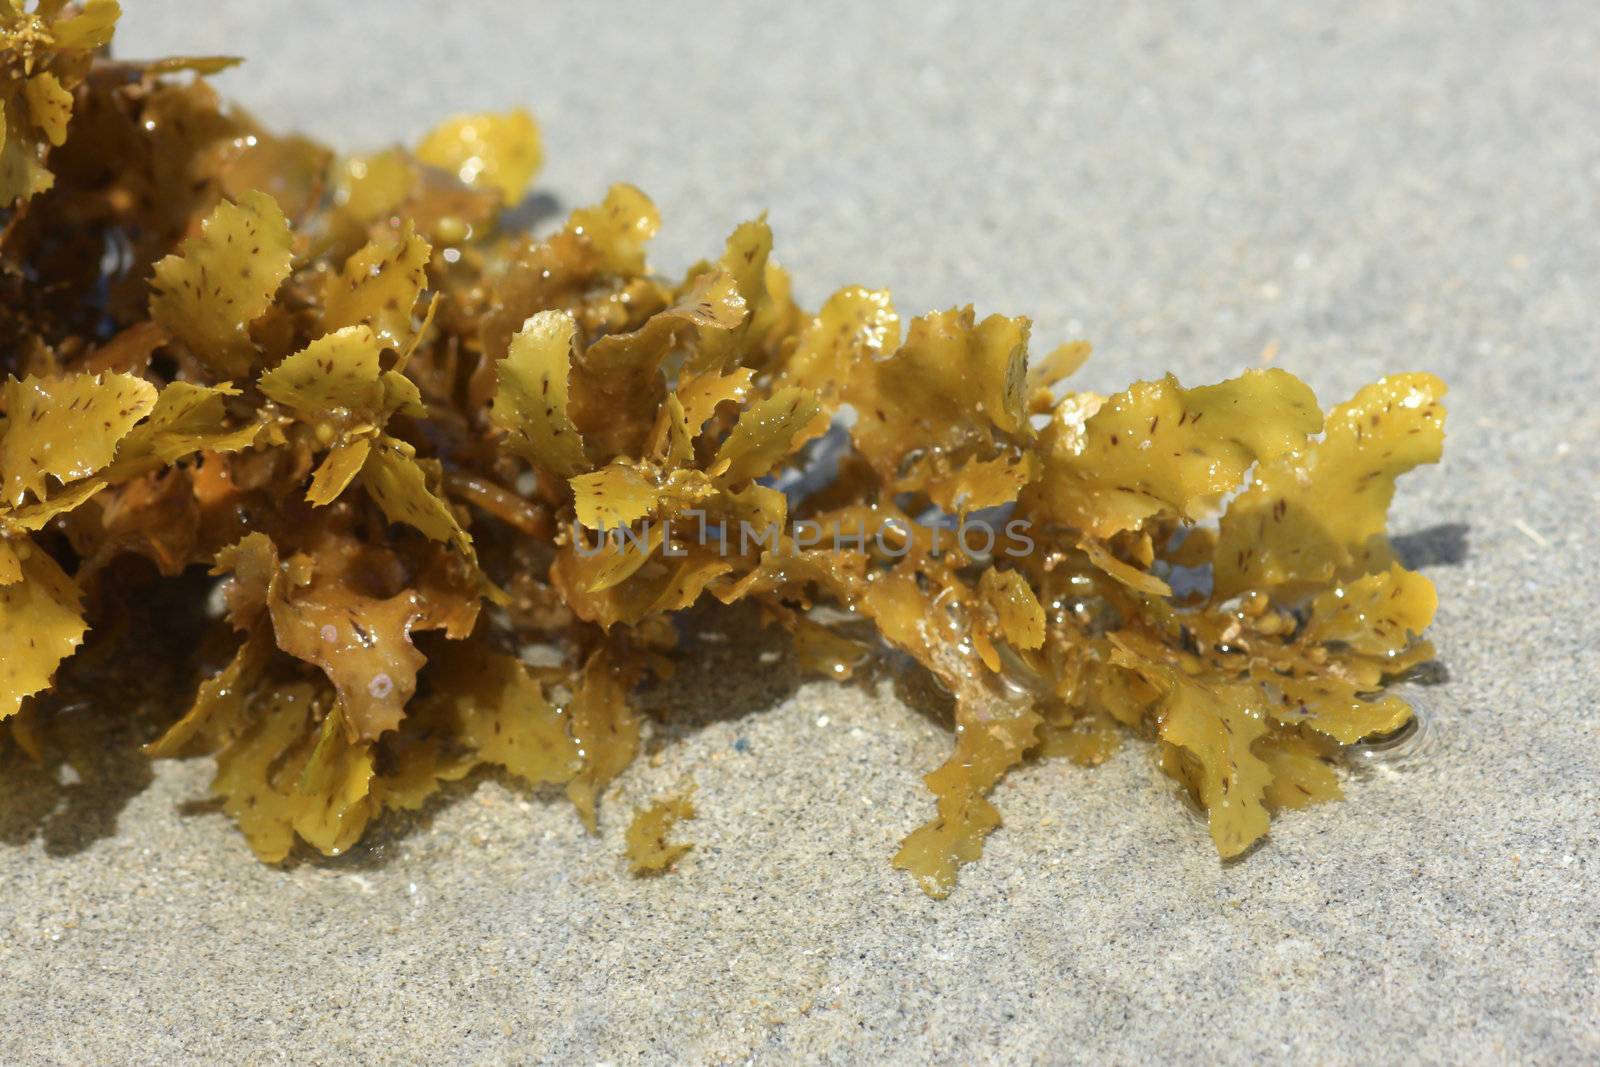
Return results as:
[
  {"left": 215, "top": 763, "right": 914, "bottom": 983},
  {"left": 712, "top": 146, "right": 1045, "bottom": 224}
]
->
[{"left": 1346, "top": 695, "right": 1444, "bottom": 774}]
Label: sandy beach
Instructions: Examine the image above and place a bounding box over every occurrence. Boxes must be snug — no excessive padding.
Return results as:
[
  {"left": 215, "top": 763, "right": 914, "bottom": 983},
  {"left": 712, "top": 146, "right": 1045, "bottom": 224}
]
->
[{"left": 3, "top": 2, "right": 1597, "bottom": 1062}]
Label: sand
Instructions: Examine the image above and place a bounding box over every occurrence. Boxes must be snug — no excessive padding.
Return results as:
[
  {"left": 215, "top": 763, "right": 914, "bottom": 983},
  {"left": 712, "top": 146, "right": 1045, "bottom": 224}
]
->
[{"left": 3, "top": 2, "right": 1598, "bottom": 1062}]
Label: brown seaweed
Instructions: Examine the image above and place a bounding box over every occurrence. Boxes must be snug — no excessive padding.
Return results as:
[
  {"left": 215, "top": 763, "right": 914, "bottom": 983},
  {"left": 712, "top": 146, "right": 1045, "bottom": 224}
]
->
[{"left": 0, "top": 5, "right": 1445, "bottom": 895}]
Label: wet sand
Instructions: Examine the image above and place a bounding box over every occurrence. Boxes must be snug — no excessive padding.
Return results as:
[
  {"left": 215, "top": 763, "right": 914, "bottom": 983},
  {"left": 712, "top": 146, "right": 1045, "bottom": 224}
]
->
[{"left": 4, "top": 3, "right": 1597, "bottom": 1062}]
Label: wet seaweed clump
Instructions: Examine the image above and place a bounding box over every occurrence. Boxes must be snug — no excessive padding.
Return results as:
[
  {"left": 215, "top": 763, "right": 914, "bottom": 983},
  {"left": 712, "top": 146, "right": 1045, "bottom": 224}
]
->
[{"left": 0, "top": 5, "right": 1446, "bottom": 895}]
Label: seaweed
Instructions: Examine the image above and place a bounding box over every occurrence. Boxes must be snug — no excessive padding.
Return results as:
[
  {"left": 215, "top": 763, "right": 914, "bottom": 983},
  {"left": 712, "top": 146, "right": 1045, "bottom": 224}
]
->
[
  {"left": 625, "top": 786, "right": 696, "bottom": 875},
  {"left": 0, "top": 7, "right": 1446, "bottom": 895}
]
